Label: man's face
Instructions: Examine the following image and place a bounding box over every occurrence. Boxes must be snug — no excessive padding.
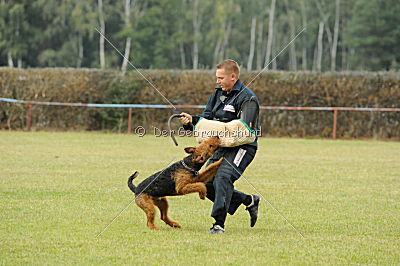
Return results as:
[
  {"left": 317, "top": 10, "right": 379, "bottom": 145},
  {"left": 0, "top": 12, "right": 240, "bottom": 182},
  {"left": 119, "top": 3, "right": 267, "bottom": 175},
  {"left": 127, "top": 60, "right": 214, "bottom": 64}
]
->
[{"left": 216, "top": 68, "right": 237, "bottom": 93}]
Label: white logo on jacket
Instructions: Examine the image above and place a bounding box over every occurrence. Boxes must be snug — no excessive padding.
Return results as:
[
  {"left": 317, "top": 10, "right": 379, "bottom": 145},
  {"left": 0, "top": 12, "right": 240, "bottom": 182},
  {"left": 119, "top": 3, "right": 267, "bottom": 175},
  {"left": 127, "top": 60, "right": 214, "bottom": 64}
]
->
[{"left": 223, "top": 105, "right": 235, "bottom": 113}]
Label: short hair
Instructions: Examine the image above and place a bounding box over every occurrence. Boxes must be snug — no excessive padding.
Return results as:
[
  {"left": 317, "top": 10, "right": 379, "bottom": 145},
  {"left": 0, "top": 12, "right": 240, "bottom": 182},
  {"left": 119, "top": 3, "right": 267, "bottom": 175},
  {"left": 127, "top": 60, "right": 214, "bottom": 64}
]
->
[{"left": 216, "top": 59, "right": 240, "bottom": 77}]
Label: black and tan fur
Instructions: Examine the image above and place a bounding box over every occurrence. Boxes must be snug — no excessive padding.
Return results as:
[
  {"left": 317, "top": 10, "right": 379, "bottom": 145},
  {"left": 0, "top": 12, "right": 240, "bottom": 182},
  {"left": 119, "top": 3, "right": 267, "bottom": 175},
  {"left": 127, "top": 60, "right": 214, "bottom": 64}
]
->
[{"left": 128, "top": 137, "right": 223, "bottom": 230}]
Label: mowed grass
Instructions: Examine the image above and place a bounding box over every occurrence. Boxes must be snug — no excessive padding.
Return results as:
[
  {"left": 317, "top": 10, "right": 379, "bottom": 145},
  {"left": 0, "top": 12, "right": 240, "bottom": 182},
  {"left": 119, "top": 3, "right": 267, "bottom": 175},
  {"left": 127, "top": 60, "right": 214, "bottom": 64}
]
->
[{"left": 0, "top": 131, "right": 399, "bottom": 264}]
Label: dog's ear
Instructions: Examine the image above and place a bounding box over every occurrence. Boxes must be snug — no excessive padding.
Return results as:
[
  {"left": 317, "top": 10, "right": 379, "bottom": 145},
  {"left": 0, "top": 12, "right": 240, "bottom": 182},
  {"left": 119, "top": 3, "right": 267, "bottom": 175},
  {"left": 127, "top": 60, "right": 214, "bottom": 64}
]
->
[{"left": 184, "top": 147, "right": 196, "bottom": 154}]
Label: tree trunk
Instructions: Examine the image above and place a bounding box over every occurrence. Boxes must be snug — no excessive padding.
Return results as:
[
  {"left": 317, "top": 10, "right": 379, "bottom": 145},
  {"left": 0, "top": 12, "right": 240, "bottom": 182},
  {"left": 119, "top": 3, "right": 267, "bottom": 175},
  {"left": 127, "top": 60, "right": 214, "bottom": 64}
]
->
[
  {"left": 212, "top": 19, "right": 225, "bottom": 67},
  {"left": 193, "top": 38, "right": 198, "bottom": 70},
  {"left": 331, "top": 0, "right": 340, "bottom": 71},
  {"left": 179, "top": 41, "right": 186, "bottom": 69},
  {"left": 284, "top": 0, "right": 297, "bottom": 71},
  {"left": 302, "top": 49, "right": 307, "bottom": 71},
  {"left": 300, "top": 0, "right": 307, "bottom": 70},
  {"left": 272, "top": 28, "right": 277, "bottom": 70},
  {"left": 341, "top": 17, "right": 347, "bottom": 71},
  {"left": 192, "top": 0, "right": 200, "bottom": 70},
  {"left": 212, "top": 38, "right": 222, "bottom": 67},
  {"left": 7, "top": 51, "right": 14, "bottom": 68},
  {"left": 121, "top": 37, "right": 131, "bottom": 72},
  {"left": 212, "top": 19, "right": 232, "bottom": 67},
  {"left": 312, "top": 40, "right": 317, "bottom": 71},
  {"left": 316, "top": 21, "right": 324, "bottom": 72},
  {"left": 98, "top": 0, "right": 105, "bottom": 69},
  {"left": 247, "top": 17, "right": 257, "bottom": 70},
  {"left": 77, "top": 34, "right": 84, "bottom": 68},
  {"left": 264, "top": 0, "right": 276, "bottom": 69},
  {"left": 349, "top": 48, "right": 355, "bottom": 70},
  {"left": 219, "top": 21, "right": 232, "bottom": 61},
  {"left": 324, "top": 25, "right": 332, "bottom": 49},
  {"left": 315, "top": 0, "right": 332, "bottom": 47},
  {"left": 17, "top": 58, "right": 22, "bottom": 68},
  {"left": 121, "top": 0, "right": 131, "bottom": 73},
  {"left": 179, "top": 0, "right": 186, "bottom": 69},
  {"left": 256, "top": 19, "right": 264, "bottom": 70},
  {"left": 342, "top": 45, "right": 347, "bottom": 71}
]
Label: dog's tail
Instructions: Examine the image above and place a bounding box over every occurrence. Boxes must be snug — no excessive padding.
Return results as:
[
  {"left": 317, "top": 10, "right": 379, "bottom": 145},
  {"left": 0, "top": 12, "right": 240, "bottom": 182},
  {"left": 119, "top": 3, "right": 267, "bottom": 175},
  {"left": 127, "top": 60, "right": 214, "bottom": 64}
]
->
[{"left": 127, "top": 171, "right": 139, "bottom": 194}]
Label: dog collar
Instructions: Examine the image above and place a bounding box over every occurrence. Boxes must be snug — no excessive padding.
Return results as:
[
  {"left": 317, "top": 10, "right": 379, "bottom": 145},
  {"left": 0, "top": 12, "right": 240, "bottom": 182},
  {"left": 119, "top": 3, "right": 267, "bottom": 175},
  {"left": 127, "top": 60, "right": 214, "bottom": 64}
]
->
[{"left": 180, "top": 160, "right": 198, "bottom": 176}]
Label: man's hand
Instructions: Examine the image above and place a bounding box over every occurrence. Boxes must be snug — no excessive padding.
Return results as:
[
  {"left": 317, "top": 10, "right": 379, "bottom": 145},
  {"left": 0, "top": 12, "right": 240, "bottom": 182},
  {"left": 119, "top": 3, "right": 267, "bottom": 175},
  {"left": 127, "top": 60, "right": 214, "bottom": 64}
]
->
[{"left": 179, "top": 112, "right": 193, "bottom": 125}]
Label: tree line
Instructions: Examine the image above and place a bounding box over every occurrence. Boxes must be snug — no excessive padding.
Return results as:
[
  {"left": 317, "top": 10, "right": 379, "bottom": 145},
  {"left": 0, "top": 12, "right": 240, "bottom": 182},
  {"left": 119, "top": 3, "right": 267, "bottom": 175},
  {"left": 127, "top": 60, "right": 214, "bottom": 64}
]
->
[{"left": 0, "top": 0, "right": 399, "bottom": 71}]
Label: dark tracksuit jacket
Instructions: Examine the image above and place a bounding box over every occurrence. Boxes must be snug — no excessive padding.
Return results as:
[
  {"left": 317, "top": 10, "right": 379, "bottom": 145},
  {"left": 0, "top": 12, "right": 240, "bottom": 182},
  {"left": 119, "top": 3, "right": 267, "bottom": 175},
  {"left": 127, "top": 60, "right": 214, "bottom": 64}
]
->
[{"left": 184, "top": 79, "right": 260, "bottom": 226}]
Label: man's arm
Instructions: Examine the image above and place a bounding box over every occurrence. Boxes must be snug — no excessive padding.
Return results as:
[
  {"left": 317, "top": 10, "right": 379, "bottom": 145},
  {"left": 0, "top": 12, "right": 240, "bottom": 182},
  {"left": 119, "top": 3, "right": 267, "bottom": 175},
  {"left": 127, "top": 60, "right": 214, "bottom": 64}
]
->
[{"left": 237, "top": 93, "right": 260, "bottom": 132}]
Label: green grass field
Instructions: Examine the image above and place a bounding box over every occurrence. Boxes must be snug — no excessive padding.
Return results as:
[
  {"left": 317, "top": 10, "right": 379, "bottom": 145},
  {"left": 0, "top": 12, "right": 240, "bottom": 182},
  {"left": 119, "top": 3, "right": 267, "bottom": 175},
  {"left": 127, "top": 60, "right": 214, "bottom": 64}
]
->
[{"left": 1, "top": 131, "right": 399, "bottom": 264}]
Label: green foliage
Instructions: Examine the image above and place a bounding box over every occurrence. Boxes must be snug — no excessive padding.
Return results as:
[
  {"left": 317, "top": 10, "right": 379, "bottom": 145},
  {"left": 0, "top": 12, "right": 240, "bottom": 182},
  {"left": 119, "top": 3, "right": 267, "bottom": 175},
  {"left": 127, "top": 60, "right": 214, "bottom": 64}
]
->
[
  {"left": 0, "top": 0, "right": 399, "bottom": 70},
  {"left": 0, "top": 1, "right": 30, "bottom": 62},
  {"left": 347, "top": 0, "right": 400, "bottom": 70}
]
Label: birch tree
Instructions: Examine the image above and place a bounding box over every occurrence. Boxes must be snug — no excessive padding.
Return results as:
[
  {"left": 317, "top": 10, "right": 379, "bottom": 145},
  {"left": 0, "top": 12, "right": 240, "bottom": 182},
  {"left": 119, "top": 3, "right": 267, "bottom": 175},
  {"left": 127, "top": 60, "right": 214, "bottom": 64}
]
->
[
  {"left": 71, "top": 1, "right": 96, "bottom": 68},
  {"left": 121, "top": 0, "right": 132, "bottom": 72},
  {"left": 256, "top": 15, "right": 264, "bottom": 70},
  {"left": 3, "top": 2, "right": 29, "bottom": 68},
  {"left": 247, "top": 17, "right": 257, "bottom": 70},
  {"left": 98, "top": 0, "right": 105, "bottom": 69},
  {"left": 331, "top": 0, "right": 340, "bottom": 71},
  {"left": 284, "top": 0, "right": 297, "bottom": 71},
  {"left": 300, "top": 0, "right": 308, "bottom": 70},
  {"left": 179, "top": 0, "right": 188, "bottom": 69},
  {"left": 315, "top": 0, "right": 333, "bottom": 48},
  {"left": 264, "top": 0, "right": 276, "bottom": 69},
  {"left": 192, "top": 0, "right": 201, "bottom": 70},
  {"left": 315, "top": 21, "right": 324, "bottom": 72},
  {"left": 120, "top": 0, "right": 145, "bottom": 72},
  {"left": 210, "top": 0, "right": 236, "bottom": 67},
  {"left": 271, "top": 24, "right": 278, "bottom": 70}
]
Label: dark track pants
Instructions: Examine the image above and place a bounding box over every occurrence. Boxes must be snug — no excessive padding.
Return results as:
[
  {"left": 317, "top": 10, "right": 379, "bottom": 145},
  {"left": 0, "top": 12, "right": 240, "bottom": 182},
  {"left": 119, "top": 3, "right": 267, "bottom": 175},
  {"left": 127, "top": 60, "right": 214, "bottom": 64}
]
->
[{"left": 205, "top": 145, "right": 257, "bottom": 226}]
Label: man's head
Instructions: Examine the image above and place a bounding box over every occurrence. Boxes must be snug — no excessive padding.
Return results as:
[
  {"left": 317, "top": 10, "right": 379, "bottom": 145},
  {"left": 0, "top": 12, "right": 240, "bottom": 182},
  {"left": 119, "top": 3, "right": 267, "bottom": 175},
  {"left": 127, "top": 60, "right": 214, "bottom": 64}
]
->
[{"left": 216, "top": 59, "right": 240, "bottom": 93}]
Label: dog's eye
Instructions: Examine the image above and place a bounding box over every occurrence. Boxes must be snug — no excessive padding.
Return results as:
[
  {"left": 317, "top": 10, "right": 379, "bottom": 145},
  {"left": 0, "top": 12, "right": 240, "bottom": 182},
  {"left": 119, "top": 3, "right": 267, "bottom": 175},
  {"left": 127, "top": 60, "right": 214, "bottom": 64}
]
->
[{"left": 209, "top": 145, "right": 213, "bottom": 148}]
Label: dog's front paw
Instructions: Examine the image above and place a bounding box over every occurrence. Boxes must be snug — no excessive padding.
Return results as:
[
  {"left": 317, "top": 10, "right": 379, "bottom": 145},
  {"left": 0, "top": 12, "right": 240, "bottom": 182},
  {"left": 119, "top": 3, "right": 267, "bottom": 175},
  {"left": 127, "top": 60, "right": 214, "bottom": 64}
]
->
[{"left": 215, "top": 157, "right": 224, "bottom": 165}]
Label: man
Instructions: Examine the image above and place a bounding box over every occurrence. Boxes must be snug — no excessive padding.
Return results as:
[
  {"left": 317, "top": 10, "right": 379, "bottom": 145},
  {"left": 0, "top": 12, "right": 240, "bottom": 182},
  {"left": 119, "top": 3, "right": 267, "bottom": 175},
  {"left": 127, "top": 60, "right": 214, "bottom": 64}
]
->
[{"left": 179, "top": 59, "right": 260, "bottom": 234}]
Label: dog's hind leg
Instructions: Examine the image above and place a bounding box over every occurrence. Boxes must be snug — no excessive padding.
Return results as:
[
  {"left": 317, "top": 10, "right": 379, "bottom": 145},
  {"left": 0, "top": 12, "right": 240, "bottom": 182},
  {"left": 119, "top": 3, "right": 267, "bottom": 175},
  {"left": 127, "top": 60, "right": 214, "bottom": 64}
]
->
[
  {"left": 135, "top": 194, "right": 160, "bottom": 230},
  {"left": 153, "top": 197, "right": 181, "bottom": 228}
]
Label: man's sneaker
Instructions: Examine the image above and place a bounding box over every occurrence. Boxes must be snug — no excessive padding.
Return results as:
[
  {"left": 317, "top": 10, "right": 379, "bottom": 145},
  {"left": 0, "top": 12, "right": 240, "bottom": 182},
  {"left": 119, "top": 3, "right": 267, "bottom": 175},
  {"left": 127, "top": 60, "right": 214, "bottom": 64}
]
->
[
  {"left": 245, "top": 194, "right": 260, "bottom": 227},
  {"left": 208, "top": 225, "right": 225, "bottom": 234}
]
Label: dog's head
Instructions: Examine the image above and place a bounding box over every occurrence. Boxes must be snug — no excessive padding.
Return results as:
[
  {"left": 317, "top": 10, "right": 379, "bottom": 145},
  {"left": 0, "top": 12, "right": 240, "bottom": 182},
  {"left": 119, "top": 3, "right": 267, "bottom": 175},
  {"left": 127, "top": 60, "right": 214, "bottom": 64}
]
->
[{"left": 184, "top": 136, "right": 220, "bottom": 164}]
